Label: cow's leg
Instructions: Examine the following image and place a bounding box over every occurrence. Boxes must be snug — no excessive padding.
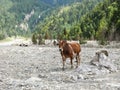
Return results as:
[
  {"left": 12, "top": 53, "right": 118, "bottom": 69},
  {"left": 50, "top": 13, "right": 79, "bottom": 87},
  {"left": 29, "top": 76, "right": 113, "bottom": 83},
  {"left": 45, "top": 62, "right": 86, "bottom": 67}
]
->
[
  {"left": 78, "top": 55, "right": 81, "bottom": 65},
  {"left": 70, "top": 57, "right": 73, "bottom": 69},
  {"left": 76, "top": 56, "right": 78, "bottom": 68},
  {"left": 76, "top": 54, "right": 80, "bottom": 68},
  {"left": 62, "top": 57, "right": 66, "bottom": 71},
  {"left": 75, "top": 57, "right": 78, "bottom": 63}
]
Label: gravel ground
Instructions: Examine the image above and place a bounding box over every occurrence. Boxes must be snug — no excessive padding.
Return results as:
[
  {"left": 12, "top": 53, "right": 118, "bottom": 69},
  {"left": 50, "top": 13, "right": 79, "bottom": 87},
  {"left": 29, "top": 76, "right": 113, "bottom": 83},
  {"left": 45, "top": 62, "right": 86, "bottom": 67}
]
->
[{"left": 0, "top": 45, "right": 120, "bottom": 90}]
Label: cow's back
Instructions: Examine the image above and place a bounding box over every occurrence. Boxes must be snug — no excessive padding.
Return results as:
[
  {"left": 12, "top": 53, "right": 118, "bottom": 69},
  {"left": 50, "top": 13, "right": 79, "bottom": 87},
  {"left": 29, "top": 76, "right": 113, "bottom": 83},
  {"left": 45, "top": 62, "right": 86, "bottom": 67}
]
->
[{"left": 69, "top": 43, "right": 81, "bottom": 54}]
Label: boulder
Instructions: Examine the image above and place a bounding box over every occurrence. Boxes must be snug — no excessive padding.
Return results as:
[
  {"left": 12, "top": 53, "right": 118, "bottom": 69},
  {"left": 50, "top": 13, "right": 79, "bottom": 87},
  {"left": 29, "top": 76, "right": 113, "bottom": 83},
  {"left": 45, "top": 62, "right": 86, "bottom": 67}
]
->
[{"left": 90, "top": 50, "right": 117, "bottom": 72}]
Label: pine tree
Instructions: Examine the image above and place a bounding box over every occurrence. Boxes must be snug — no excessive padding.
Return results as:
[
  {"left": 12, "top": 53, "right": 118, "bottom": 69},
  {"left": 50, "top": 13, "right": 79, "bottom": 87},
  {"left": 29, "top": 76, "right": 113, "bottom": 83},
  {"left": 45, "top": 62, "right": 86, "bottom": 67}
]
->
[
  {"left": 32, "top": 34, "right": 37, "bottom": 44},
  {"left": 38, "top": 34, "right": 42, "bottom": 45}
]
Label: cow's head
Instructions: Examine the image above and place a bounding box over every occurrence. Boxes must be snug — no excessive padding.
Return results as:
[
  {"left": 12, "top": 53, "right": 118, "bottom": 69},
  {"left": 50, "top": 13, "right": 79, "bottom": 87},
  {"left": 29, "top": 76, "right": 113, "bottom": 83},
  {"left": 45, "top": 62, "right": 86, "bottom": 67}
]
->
[{"left": 58, "top": 40, "right": 67, "bottom": 52}]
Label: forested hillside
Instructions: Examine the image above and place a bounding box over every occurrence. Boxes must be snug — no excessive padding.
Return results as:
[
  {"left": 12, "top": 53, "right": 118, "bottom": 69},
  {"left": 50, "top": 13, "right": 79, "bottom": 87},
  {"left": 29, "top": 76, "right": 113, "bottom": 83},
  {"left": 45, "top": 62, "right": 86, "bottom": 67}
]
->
[
  {"left": 0, "top": 0, "right": 119, "bottom": 42},
  {"left": 0, "top": 0, "right": 55, "bottom": 40},
  {"left": 0, "top": 0, "right": 79, "bottom": 40},
  {"left": 0, "top": 0, "right": 15, "bottom": 39},
  {"left": 34, "top": 0, "right": 103, "bottom": 40},
  {"left": 34, "top": 0, "right": 120, "bottom": 42},
  {"left": 80, "top": 0, "right": 120, "bottom": 41}
]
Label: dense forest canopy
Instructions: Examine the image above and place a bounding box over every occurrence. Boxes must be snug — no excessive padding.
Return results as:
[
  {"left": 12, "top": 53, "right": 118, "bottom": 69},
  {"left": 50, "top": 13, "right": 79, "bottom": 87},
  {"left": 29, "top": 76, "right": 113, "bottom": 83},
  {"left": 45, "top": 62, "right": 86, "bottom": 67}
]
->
[
  {"left": 80, "top": 0, "right": 120, "bottom": 41},
  {"left": 34, "top": 0, "right": 120, "bottom": 42},
  {"left": 0, "top": 0, "right": 120, "bottom": 42},
  {"left": 34, "top": 0, "right": 103, "bottom": 40},
  {"left": 0, "top": 0, "right": 83, "bottom": 40}
]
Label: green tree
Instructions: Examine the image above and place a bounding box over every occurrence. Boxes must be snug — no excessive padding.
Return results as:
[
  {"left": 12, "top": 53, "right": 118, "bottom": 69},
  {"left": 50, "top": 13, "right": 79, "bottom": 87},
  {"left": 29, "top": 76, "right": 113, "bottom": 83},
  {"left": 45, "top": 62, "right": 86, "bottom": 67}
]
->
[
  {"left": 32, "top": 34, "right": 37, "bottom": 44},
  {"left": 38, "top": 34, "right": 42, "bottom": 45}
]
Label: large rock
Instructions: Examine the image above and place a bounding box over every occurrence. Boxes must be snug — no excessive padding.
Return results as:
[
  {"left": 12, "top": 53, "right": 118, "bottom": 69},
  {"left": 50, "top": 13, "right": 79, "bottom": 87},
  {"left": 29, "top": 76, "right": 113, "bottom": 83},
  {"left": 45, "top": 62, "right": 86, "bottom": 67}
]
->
[
  {"left": 76, "top": 50, "right": 117, "bottom": 76},
  {"left": 90, "top": 50, "right": 117, "bottom": 72}
]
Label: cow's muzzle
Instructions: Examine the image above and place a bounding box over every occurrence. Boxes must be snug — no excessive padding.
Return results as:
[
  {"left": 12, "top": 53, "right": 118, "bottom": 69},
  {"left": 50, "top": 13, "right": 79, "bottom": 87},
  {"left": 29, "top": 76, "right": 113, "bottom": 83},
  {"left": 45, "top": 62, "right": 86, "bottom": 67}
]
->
[{"left": 59, "top": 48, "right": 63, "bottom": 52}]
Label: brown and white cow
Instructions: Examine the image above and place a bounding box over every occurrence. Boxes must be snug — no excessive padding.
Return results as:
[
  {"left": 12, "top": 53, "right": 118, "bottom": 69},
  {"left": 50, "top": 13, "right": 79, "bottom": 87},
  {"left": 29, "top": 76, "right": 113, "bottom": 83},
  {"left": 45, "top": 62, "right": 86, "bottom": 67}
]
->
[{"left": 58, "top": 40, "right": 81, "bottom": 70}]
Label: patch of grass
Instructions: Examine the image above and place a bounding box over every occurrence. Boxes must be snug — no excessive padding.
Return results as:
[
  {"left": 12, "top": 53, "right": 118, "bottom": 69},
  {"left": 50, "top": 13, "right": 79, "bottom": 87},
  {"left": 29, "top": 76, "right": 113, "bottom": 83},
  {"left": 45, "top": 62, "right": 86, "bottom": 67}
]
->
[
  {"left": 0, "top": 37, "right": 13, "bottom": 43},
  {"left": 0, "top": 36, "right": 30, "bottom": 43},
  {"left": 79, "top": 39, "right": 87, "bottom": 44},
  {"left": 98, "top": 39, "right": 108, "bottom": 45}
]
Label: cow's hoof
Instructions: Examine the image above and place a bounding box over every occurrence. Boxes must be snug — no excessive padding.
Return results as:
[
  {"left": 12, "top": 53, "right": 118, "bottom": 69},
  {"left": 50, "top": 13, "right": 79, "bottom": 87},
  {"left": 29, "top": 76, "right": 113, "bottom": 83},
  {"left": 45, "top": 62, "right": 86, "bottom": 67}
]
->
[
  {"left": 76, "top": 66, "right": 78, "bottom": 68},
  {"left": 62, "top": 68, "right": 65, "bottom": 71},
  {"left": 71, "top": 66, "right": 74, "bottom": 69},
  {"left": 75, "top": 61, "right": 78, "bottom": 63}
]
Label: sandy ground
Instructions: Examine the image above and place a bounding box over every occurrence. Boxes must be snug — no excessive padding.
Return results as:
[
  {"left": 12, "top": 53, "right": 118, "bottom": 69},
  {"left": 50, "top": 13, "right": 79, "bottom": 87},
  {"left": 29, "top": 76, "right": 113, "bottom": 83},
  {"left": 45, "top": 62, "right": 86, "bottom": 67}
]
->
[{"left": 0, "top": 41, "right": 120, "bottom": 90}]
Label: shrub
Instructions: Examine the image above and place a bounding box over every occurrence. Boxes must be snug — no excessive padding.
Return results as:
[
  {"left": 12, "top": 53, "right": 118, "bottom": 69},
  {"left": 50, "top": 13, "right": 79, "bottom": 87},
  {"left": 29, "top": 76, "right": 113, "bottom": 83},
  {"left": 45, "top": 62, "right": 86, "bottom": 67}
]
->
[{"left": 32, "top": 34, "right": 37, "bottom": 44}]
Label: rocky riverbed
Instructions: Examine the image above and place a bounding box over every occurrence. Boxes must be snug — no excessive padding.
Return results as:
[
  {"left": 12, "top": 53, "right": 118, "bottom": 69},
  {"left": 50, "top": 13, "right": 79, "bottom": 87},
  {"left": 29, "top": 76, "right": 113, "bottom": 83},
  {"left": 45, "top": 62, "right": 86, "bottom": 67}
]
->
[{"left": 0, "top": 45, "right": 120, "bottom": 90}]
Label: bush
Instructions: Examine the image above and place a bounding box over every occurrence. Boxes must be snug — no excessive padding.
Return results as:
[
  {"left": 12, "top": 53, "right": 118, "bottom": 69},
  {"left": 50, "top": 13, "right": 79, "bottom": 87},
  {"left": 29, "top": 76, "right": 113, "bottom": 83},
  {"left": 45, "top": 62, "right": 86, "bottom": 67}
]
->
[
  {"left": 32, "top": 34, "right": 37, "bottom": 44},
  {"left": 98, "top": 39, "right": 107, "bottom": 45},
  {"left": 79, "top": 39, "right": 87, "bottom": 44},
  {"left": 38, "top": 34, "right": 45, "bottom": 45}
]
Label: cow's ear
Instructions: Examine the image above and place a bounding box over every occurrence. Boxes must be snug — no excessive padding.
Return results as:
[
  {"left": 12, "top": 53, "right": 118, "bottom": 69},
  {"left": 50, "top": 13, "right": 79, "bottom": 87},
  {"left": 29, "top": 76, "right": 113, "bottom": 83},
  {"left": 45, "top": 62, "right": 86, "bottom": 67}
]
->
[
  {"left": 63, "top": 40, "right": 67, "bottom": 43},
  {"left": 56, "top": 43, "right": 59, "bottom": 45},
  {"left": 56, "top": 40, "right": 60, "bottom": 45},
  {"left": 65, "top": 40, "right": 67, "bottom": 43}
]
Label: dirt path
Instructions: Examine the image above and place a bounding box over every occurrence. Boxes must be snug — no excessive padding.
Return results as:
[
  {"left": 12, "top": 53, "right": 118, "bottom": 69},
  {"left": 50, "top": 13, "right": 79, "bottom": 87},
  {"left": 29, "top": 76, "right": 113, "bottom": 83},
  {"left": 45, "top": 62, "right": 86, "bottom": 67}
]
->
[{"left": 0, "top": 46, "right": 120, "bottom": 90}]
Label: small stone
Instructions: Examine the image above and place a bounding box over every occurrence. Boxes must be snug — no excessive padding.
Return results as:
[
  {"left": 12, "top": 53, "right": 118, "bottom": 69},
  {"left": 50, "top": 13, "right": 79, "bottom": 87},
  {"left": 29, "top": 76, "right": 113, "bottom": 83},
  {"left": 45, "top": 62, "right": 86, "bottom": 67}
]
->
[
  {"left": 38, "top": 74, "right": 47, "bottom": 78},
  {"left": 77, "top": 74, "right": 84, "bottom": 80},
  {"left": 0, "top": 79, "right": 3, "bottom": 82},
  {"left": 70, "top": 75, "right": 78, "bottom": 81}
]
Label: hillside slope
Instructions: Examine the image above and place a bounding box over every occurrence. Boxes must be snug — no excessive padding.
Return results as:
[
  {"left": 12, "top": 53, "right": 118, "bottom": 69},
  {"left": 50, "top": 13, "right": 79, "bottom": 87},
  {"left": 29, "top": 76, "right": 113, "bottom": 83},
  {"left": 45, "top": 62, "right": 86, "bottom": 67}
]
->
[
  {"left": 80, "top": 0, "right": 120, "bottom": 41},
  {"left": 0, "top": 0, "right": 90, "bottom": 40},
  {"left": 34, "top": 0, "right": 102, "bottom": 40},
  {"left": 34, "top": 0, "right": 120, "bottom": 41}
]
